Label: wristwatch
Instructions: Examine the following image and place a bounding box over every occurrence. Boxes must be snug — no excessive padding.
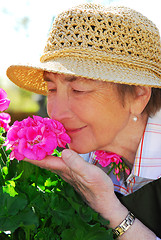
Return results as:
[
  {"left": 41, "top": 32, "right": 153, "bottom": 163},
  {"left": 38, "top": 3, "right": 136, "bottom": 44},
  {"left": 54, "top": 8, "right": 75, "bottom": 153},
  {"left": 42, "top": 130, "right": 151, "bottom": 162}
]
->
[{"left": 112, "top": 212, "right": 135, "bottom": 239}]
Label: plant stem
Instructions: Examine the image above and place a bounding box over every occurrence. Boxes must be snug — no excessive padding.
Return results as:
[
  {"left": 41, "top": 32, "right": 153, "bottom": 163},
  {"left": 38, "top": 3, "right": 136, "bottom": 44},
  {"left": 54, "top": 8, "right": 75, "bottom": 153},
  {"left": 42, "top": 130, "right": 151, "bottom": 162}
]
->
[
  {"left": 0, "top": 155, "right": 5, "bottom": 166},
  {"left": 0, "top": 147, "right": 8, "bottom": 165},
  {"left": 25, "top": 228, "right": 30, "bottom": 240},
  {"left": 107, "top": 164, "right": 115, "bottom": 175},
  {"left": 42, "top": 216, "right": 48, "bottom": 229},
  {"left": 0, "top": 167, "right": 5, "bottom": 186},
  {"left": 35, "top": 167, "right": 39, "bottom": 189}
]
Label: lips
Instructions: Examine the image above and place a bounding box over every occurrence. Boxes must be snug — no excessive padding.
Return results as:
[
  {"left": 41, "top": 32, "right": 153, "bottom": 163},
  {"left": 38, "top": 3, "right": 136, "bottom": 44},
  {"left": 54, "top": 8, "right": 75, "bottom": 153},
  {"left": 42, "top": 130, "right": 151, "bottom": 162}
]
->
[{"left": 66, "top": 126, "right": 87, "bottom": 134}]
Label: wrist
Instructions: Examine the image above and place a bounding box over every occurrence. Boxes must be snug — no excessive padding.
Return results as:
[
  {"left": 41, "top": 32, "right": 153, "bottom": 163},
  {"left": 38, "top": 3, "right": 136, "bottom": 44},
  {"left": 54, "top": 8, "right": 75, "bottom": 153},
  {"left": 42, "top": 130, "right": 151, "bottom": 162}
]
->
[
  {"left": 102, "top": 195, "right": 156, "bottom": 240},
  {"left": 100, "top": 192, "right": 129, "bottom": 227}
]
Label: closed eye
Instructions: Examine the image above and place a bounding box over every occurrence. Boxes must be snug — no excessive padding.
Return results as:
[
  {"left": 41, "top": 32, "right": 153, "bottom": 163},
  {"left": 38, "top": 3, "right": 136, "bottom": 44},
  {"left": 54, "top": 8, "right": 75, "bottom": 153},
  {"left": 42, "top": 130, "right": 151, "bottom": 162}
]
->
[
  {"left": 73, "top": 89, "right": 85, "bottom": 93},
  {"left": 48, "top": 88, "right": 57, "bottom": 93}
]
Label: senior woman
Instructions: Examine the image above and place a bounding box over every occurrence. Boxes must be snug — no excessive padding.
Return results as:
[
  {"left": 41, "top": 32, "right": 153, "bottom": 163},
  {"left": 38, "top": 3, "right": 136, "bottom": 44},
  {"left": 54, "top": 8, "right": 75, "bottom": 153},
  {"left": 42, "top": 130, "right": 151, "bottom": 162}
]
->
[{"left": 6, "top": 4, "right": 161, "bottom": 239}]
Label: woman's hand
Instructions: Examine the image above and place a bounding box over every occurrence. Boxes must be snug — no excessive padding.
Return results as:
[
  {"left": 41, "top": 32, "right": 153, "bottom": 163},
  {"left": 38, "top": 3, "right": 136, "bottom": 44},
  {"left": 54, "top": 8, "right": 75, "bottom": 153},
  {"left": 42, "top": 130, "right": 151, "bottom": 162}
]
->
[
  {"left": 24, "top": 149, "right": 157, "bottom": 239},
  {"left": 24, "top": 149, "right": 118, "bottom": 219}
]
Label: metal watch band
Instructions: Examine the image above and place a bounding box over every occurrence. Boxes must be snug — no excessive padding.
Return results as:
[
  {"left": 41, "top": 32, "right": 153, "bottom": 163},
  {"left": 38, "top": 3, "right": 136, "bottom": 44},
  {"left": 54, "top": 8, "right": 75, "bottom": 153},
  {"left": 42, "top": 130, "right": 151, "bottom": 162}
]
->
[{"left": 112, "top": 212, "right": 135, "bottom": 239}]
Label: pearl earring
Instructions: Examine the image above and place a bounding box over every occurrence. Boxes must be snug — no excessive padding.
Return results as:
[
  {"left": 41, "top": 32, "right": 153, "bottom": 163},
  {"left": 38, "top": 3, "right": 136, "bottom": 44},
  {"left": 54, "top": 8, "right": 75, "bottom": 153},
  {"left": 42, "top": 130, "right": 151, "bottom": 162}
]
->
[{"left": 133, "top": 116, "right": 138, "bottom": 122}]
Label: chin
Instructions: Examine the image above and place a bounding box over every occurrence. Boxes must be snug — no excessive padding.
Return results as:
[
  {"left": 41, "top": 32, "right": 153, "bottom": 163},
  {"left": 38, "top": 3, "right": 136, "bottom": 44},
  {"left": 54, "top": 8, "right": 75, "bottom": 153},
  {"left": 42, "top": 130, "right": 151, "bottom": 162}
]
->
[{"left": 68, "top": 143, "right": 94, "bottom": 154}]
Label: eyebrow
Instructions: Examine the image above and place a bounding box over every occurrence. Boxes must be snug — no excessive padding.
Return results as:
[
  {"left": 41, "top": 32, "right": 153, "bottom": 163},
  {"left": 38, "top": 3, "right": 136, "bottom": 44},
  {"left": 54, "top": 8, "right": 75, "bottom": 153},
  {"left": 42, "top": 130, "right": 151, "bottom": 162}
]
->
[
  {"left": 64, "top": 75, "right": 78, "bottom": 82},
  {"left": 43, "top": 72, "right": 77, "bottom": 83}
]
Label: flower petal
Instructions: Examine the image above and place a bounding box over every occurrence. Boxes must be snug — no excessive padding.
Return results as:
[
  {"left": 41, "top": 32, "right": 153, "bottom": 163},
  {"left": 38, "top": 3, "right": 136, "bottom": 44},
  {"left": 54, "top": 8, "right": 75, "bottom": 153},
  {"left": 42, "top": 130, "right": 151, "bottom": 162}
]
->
[
  {"left": 42, "top": 135, "right": 57, "bottom": 152},
  {"left": 0, "top": 99, "right": 10, "bottom": 112},
  {"left": 23, "top": 148, "right": 37, "bottom": 160},
  {"left": 7, "top": 126, "right": 19, "bottom": 141},
  {"left": 13, "top": 149, "right": 25, "bottom": 161},
  {"left": 26, "top": 127, "right": 38, "bottom": 141}
]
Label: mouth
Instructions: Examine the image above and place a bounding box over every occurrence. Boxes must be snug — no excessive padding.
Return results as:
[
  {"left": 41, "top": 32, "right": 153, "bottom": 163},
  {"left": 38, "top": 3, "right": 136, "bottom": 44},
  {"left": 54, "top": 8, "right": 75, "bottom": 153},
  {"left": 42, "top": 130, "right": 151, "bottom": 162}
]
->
[{"left": 66, "top": 126, "right": 87, "bottom": 134}]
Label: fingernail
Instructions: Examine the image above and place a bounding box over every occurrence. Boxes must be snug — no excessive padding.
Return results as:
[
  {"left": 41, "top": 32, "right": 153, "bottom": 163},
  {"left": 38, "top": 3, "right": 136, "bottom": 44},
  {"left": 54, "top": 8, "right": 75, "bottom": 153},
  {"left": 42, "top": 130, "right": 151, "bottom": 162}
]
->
[{"left": 62, "top": 149, "right": 72, "bottom": 158}]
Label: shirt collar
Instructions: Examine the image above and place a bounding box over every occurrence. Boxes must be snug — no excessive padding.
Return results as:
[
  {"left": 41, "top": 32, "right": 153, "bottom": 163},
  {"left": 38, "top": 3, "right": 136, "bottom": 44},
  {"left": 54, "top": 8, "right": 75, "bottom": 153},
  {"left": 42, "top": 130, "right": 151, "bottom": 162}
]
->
[{"left": 132, "top": 109, "right": 161, "bottom": 179}]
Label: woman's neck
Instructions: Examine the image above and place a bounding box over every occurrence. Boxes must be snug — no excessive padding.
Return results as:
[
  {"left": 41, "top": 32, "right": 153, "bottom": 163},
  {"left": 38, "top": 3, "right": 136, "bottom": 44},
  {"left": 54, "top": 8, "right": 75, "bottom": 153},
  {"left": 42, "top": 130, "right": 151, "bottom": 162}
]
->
[{"left": 104, "top": 113, "right": 148, "bottom": 168}]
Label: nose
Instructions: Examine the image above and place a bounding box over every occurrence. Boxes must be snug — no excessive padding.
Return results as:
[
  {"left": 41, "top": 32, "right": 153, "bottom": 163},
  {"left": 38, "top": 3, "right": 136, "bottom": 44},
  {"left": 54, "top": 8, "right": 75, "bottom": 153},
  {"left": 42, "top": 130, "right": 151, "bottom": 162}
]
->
[{"left": 47, "top": 91, "right": 73, "bottom": 122}]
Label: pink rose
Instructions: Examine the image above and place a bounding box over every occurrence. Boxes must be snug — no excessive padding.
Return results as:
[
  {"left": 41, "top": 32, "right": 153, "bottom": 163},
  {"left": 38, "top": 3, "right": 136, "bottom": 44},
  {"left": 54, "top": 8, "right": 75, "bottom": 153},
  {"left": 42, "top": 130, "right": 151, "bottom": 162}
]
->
[
  {"left": 0, "top": 88, "right": 10, "bottom": 112},
  {"left": 5, "top": 116, "right": 71, "bottom": 161}
]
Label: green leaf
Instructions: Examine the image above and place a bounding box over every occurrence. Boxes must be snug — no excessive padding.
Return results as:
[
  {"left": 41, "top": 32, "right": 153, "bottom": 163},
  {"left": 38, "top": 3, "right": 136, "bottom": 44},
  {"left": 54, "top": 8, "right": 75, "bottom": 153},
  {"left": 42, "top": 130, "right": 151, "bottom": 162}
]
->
[
  {"left": 52, "top": 148, "right": 62, "bottom": 157},
  {"left": 30, "top": 191, "right": 51, "bottom": 215},
  {"left": 11, "top": 170, "right": 24, "bottom": 181},
  {"left": 97, "top": 214, "right": 110, "bottom": 226},
  {"left": 84, "top": 224, "right": 113, "bottom": 240},
  {"left": 4, "top": 159, "right": 19, "bottom": 181},
  {"left": 61, "top": 229, "right": 75, "bottom": 240},
  {"left": 34, "top": 227, "right": 55, "bottom": 240},
  {"left": 0, "top": 190, "right": 27, "bottom": 216},
  {"left": 79, "top": 205, "right": 94, "bottom": 222},
  {"left": 0, "top": 127, "right": 5, "bottom": 134},
  {"left": 0, "top": 208, "right": 39, "bottom": 232},
  {"left": 44, "top": 177, "right": 58, "bottom": 188},
  {"left": 3, "top": 184, "right": 18, "bottom": 197},
  {"left": 16, "top": 161, "right": 36, "bottom": 180},
  {"left": 0, "top": 136, "right": 5, "bottom": 145},
  {"left": 50, "top": 194, "right": 75, "bottom": 227},
  {"left": 0, "top": 190, "right": 39, "bottom": 233},
  {"left": 2, "top": 166, "right": 8, "bottom": 176}
]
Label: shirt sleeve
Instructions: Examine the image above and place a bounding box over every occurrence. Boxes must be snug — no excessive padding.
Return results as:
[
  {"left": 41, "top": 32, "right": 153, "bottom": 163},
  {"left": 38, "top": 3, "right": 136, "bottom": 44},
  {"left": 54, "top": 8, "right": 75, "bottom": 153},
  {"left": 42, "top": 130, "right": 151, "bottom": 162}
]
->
[
  {"left": 156, "top": 237, "right": 161, "bottom": 240},
  {"left": 79, "top": 153, "right": 90, "bottom": 162}
]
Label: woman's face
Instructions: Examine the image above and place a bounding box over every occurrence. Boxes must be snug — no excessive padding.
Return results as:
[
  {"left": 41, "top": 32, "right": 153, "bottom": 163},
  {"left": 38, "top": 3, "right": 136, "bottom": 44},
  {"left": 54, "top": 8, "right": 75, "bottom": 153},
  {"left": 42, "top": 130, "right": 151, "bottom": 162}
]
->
[{"left": 45, "top": 72, "right": 131, "bottom": 153}]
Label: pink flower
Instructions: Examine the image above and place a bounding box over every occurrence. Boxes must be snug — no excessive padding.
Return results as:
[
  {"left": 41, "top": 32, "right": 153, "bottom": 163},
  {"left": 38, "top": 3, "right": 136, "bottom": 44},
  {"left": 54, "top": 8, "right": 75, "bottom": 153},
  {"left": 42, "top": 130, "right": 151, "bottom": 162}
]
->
[
  {"left": 125, "top": 167, "right": 130, "bottom": 175},
  {"left": 119, "top": 164, "right": 122, "bottom": 170},
  {"left": 5, "top": 116, "right": 71, "bottom": 161},
  {"left": 112, "top": 155, "right": 122, "bottom": 165},
  {"left": 0, "top": 88, "right": 10, "bottom": 112},
  {"left": 94, "top": 150, "right": 130, "bottom": 182},
  {"left": 95, "top": 150, "right": 122, "bottom": 167},
  {"left": 0, "top": 112, "right": 11, "bottom": 131},
  {"left": 114, "top": 167, "right": 119, "bottom": 175},
  {"left": 116, "top": 174, "right": 121, "bottom": 182}
]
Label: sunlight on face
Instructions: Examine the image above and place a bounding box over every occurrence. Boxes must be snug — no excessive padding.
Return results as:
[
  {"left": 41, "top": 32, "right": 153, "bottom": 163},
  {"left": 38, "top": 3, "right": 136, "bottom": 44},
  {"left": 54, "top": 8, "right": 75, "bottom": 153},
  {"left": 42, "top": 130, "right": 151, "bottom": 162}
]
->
[{"left": 44, "top": 72, "right": 131, "bottom": 153}]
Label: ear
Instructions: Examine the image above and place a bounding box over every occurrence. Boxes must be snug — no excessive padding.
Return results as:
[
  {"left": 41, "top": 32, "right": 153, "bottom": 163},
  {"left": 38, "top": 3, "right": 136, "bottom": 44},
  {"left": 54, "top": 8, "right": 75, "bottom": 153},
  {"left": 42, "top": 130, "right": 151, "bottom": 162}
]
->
[{"left": 130, "top": 86, "right": 151, "bottom": 115}]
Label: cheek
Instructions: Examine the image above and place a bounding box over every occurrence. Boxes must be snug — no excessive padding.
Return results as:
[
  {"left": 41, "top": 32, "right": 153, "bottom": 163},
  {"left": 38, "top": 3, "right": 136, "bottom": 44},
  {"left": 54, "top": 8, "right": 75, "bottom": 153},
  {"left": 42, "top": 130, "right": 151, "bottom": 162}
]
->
[
  {"left": 70, "top": 95, "right": 109, "bottom": 125},
  {"left": 89, "top": 99, "right": 129, "bottom": 137},
  {"left": 70, "top": 98, "right": 96, "bottom": 122},
  {"left": 46, "top": 98, "right": 53, "bottom": 117}
]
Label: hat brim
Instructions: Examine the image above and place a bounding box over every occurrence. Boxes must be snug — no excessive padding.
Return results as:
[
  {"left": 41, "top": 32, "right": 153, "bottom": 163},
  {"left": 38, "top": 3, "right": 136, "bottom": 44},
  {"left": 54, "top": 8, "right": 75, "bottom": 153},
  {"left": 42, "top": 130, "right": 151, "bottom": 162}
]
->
[{"left": 6, "top": 57, "right": 161, "bottom": 95}]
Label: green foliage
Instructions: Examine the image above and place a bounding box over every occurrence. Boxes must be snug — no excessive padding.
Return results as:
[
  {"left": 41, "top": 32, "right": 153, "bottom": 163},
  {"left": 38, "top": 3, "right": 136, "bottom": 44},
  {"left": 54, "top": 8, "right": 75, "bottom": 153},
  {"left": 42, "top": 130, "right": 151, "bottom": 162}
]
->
[
  {"left": 0, "top": 147, "right": 114, "bottom": 240},
  {"left": 6, "top": 87, "right": 39, "bottom": 113},
  {"left": 0, "top": 127, "right": 5, "bottom": 147}
]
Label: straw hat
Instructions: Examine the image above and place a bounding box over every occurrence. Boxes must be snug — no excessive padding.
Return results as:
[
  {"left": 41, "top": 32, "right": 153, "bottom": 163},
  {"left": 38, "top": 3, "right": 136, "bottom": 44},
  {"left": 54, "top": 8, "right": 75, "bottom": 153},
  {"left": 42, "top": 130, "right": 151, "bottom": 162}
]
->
[{"left": 6, "top": 3, "right": 161, "bottom": 95}]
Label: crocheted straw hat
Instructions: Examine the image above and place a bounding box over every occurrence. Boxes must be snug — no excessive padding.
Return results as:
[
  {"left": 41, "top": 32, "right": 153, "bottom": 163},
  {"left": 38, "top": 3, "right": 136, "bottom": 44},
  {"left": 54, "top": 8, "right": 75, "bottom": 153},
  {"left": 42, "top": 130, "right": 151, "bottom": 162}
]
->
[{"left": 7, "top": 3, "right": 161, "bottom": 95}]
